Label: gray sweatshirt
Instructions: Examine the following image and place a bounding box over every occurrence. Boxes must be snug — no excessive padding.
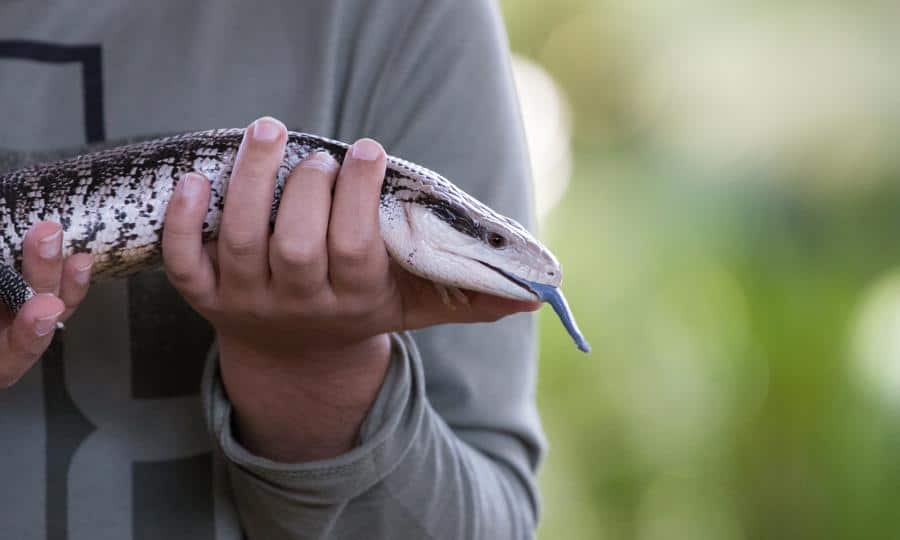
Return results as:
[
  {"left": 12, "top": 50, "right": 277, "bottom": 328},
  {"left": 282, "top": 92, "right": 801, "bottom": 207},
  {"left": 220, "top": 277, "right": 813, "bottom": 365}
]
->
[{"left": 0, "top": 1, "right": 544, "bottom": 538}]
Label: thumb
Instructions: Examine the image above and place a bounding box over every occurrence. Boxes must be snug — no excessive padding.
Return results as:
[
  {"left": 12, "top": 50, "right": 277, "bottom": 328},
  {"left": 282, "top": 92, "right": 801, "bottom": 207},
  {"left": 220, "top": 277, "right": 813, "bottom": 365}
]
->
[{"left": 0, "top": 293, "right": 65, "bottom": 388}]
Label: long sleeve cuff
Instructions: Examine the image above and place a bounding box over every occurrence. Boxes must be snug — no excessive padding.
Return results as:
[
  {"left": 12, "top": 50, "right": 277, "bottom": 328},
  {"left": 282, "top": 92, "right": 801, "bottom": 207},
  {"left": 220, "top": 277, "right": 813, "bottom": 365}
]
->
[{"left": 202, "top": 333, "right": 425, "bottom": 505}]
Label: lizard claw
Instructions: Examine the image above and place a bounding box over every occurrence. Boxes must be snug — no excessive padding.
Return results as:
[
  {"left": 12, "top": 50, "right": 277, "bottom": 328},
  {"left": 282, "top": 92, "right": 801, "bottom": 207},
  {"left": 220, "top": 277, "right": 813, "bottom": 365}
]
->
[{"left": 433, "top": 283, "right": 470, "bottom": 310}]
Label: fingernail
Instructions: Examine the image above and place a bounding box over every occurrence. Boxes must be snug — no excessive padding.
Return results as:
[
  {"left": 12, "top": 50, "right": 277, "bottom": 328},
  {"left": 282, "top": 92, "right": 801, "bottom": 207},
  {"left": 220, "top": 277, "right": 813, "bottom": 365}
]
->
[
  {"left": 300, "top": 151, "right": 338, "bottom": 173},
  {"left": 350, "top": 139, "right": 381, "bottom": 161},
  {"left": 35, "top": 310, "right": 63, "bottom": 336},
  {"left": 38, "top": 229, "right": 61, "bottom": 259},
  {"left": 252, "top": 117, "right": 284, "bottom": 142},
  {"left": 74, "top": 261, "right": 93, "bottom": 285},
  {"left": 180, "top": 173, "right": 204, "bottom": 199}
]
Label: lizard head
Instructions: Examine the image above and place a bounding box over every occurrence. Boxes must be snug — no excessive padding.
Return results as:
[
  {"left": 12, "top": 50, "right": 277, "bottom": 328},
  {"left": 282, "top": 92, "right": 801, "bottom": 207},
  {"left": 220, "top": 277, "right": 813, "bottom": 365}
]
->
[{"left": 379, "top": 157, "right": 590, "bottom": 353}]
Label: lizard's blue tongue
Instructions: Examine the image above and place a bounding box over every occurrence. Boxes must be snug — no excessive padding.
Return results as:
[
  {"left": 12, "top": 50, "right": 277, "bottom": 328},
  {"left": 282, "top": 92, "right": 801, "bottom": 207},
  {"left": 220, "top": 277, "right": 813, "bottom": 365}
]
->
[{"left": 498, "top": 271, "right": 591, "bottom": 353}]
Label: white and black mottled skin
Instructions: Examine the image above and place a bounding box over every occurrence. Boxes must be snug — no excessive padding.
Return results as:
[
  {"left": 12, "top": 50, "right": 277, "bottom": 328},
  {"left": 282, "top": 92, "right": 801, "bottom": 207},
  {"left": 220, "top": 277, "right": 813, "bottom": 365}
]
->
[{"left": 0, "top": 129, "right": 563, "bottom": 314}]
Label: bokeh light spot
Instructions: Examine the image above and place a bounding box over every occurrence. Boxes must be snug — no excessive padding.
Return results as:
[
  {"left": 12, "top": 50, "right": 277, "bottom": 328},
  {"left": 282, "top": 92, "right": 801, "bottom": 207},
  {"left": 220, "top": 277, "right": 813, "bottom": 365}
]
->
[
  {"left": 511, "top": 55, "right": 573, "bottom": 220},
  {"left": 852, "top": 273, "right": 900, "bottom": 409}
]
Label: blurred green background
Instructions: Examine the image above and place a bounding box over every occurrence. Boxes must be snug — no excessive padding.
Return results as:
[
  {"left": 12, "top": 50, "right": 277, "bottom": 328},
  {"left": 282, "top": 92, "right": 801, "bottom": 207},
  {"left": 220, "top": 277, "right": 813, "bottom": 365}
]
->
[{"left": 498, "top": 1, "right": 900, "bottom": 539}]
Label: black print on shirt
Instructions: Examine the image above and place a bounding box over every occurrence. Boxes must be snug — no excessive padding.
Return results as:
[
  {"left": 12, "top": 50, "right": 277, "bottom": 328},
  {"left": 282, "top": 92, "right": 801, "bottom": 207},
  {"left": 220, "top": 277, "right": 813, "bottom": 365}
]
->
[
  {"left": 0, "top": 40, "right": 217, "bottom": 540},
  {"left": 0, "top": 40, "right": 105, "bottom": 143}
]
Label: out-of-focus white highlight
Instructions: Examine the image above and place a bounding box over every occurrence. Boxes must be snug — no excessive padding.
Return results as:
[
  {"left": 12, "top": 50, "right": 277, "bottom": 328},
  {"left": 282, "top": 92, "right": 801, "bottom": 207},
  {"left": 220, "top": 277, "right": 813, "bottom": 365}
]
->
[
  {"left": 511, "top": 55, "right": 573, "bottom": 219},
  {"left": 852, "top": 274, "right": 900, "bottom": 408}
]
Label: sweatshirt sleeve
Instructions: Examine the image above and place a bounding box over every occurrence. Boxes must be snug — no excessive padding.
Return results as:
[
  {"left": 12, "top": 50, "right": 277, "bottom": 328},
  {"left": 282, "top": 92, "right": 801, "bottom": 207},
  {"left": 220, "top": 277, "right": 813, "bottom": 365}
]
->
[{"left": 203, "top": 0, "right": 546, "bottom": 537}]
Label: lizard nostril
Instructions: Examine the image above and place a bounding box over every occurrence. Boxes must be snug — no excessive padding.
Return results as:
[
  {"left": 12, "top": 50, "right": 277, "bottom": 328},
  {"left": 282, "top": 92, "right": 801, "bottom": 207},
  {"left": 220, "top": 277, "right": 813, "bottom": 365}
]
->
[{"left": 548, "top": 271, "right": 555, "bottom": 276}]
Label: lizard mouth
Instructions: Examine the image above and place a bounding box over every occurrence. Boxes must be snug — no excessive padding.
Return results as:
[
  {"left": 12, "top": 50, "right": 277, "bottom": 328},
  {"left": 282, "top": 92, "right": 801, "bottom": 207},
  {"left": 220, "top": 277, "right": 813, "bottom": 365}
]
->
[
  {"left": 477, "top": 261, "right": 540, "bottom": 299},
  {"left": 477, "top": 261, "right": 591, "bottom": 354}
]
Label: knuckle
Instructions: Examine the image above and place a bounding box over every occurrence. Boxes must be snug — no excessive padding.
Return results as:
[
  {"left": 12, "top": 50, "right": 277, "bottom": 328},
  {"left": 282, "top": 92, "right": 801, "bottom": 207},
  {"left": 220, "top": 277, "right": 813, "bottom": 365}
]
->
[
  {"left": 331, "top": 241, "right": 370, "bottom": 266},
  {"left": 163, "top": 263, "right": 196, "bottom": 288},
  {"left": 222, "top": 234, "right": 260, "bottom": 257},
  {"left": 272, "top": 238, "right": 320, "bottom": 268}
]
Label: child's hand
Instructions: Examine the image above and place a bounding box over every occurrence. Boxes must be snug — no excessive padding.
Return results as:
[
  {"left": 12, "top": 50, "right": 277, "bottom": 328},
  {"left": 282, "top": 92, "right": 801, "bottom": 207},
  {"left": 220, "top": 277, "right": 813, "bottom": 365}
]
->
[
  {"left": 162, "top": 117, "right": 538, "bottom": 362},
  {"left": 0, "top": 222, "right": 92, "bottom": 388},
  {"left": 161, "top": 116, "right": 538, "bottom": 460}
]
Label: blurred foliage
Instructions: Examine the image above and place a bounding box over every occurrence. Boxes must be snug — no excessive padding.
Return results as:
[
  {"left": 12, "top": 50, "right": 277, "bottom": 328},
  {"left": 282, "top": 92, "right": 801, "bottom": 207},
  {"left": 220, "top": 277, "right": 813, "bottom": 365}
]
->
[{"left": 498, "top": 1, "right": 900, "bottom": 539}]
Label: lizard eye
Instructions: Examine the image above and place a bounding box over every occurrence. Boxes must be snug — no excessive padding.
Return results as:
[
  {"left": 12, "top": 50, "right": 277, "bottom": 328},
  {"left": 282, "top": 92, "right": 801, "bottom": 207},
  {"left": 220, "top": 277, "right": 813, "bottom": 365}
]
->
[{"left": 487, "top": 232, "right": 508, "bottom": 249}]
